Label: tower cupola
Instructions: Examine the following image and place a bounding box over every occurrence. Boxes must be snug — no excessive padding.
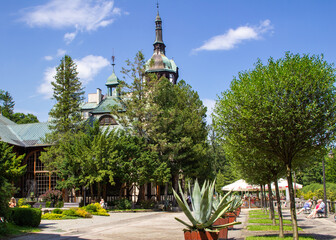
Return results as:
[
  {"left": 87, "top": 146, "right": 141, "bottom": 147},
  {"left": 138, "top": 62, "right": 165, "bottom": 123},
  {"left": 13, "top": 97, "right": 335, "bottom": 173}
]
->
[
  {"left": 105, "top": 55, "right": 120, "bottom": 97},
  {"left": 145, "top": 3, "right": 179, "bottom": 84}
]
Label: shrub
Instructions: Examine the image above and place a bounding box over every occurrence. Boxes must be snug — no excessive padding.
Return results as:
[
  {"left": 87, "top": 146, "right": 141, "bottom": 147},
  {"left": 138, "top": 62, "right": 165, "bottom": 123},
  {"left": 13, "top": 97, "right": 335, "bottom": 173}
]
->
[
  {"left": 17, "top": 198, "right": 27, "bottom": 207},
  {"left": 39, "top": 190, "right": 63, "bottom": 203},
  {"left": 62, "top": 208, "right": 77, "bottom": 216},
  {"left": 0, "top": 222, "right": 8, "bottom": 236},
  {"left": 115, "top": 198, "right": 132, "bottom": 210},
  {"left": 75, "top": 208, "right": 92, "bottom": 218},
  {"left": 45, "top": 201, "right": 51, "bottom": 208},
  {"left": 83, "top": 203, "right": 99, "bottom": 213},
  {"left": 55, "top": 201, "right": 64, "bottom": 208},
  {"left": 41, "top": 213, "right": 64, "bottom": 220},
  {"left": 52, "top": 208, "right": 63, "bottom": 214},
  {"left": 96, "top": 208, "right": 110, "bottom": 216},
  {"left": 19, "top": 205, "right": 31, "bottom": 208},
  {"left": 10, "top": 208, "right": 41, "bottom": 227},
  {"left": 140, "top": 199, "right": 155, "bottom": 209}
]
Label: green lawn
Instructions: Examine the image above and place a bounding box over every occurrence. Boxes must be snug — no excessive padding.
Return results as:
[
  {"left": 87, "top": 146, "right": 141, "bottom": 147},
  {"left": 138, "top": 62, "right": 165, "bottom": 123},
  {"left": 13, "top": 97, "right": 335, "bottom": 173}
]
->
[
  {"left": 248, "top": 219, "right": 292, "bottom": 224},
  {"left": 247, "top": 225, "right": 302, "bottom": 231},
  {"left": 246, "top": 236, "right": 314, "bottom": 240},
  {"left": 249, "top": 214, "right": 278, "bottom": 219},
  {"left": 0, "top": 222, "right": 40, "bottom": 238},
  {"left": 249, "top": 210, "right": 269, "bottom": 215}
]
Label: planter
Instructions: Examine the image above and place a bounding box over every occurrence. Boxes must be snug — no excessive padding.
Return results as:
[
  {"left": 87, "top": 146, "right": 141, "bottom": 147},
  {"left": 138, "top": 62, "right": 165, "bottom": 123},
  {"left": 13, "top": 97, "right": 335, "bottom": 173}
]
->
[
  {"left": 224, "top": 212, "right": 236, "bottom": 229},
  {"left": 184, "top": 230, "right": 220, "bottom": 240},
  {"left": 213, "top": 217, "right": 229, "bottom": 239}
]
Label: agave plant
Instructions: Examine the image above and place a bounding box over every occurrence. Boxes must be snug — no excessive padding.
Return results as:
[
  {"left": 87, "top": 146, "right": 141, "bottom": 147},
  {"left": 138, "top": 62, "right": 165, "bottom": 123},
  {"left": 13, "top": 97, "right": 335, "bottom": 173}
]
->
[
  {"left": 173, "top": 179, "right": 241, "bottom": 232},
  {"left": 213, "top": 193, "right": 243, "bottom": 214}
]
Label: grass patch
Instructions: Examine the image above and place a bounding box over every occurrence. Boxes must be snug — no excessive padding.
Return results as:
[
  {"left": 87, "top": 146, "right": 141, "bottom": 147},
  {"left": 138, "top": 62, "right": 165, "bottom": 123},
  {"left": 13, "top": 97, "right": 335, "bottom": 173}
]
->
[
  {"left": 247, "top": 225, "right": 302, "bottom": 231},
  {"left": 249, "top": 214, "right": 276, "bottom": 219},
  {"left": 0, "top": 222, "right": 40, "bottom": 238},
  {"left": 248, "top": 219, "right": 291, "bottom": 224},
  {"left": 249, "top": 210, "right": 269, "bottom": 215},
  {"left": 246, "top": 236, "right": 314, "bottom": 240}
]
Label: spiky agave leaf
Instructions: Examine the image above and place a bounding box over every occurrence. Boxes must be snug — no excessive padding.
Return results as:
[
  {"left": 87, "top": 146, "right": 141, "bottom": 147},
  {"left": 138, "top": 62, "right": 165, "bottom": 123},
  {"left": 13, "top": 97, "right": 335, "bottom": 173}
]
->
[
  {"left": 174, "top": 217, "right": 194, "bottom": 230},
  {"left": 173, "top": 188, "right": 197, "bottom": 227},
  {"left": 190, "top": 179, "right": 202, "bottom": 222}
]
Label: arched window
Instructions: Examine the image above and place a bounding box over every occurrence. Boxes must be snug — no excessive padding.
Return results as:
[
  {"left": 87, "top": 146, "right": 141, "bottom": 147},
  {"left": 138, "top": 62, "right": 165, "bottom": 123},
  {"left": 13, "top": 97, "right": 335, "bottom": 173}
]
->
[{"left": 99, "top": 115, "right": 117, "bottom": 126}]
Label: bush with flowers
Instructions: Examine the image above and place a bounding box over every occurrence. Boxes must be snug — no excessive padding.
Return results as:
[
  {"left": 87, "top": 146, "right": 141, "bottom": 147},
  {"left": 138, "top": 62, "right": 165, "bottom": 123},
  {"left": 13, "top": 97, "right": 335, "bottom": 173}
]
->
[{"left": 39, "top": 190, "right": 63, "bottom": 206}]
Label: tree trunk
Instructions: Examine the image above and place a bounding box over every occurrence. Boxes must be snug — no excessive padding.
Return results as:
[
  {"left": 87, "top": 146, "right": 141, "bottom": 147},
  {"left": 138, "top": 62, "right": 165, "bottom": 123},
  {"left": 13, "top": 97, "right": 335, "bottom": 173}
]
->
[
  {"left": 267, "top": 182, "right": 276, "bottom": 225},
  {"left": 274, "top": 178, "right": 284, "bottom": 238},
  {"left": 286, "top": 165, "right": 299, "bottom": 240},
  {"left": 156, "top": 184, "right": 161, "bottom": 202},
  {"left": 97, "top": 182, "right": 101, "bottom": 200},
  {"left": 138, "top": 185, "right": 146, "bottom": 203},
  {"left": 103, "top": 183, "right": 107, "bottom": 201},
  {"left": 90, "top": 184, "right": 94, "bottom": 202},
  {"left": 172, "top": 174, "right": 179, "bottom": 206},
  {"left": 260, "top": 184, "right": 264, "bottom": 209}
]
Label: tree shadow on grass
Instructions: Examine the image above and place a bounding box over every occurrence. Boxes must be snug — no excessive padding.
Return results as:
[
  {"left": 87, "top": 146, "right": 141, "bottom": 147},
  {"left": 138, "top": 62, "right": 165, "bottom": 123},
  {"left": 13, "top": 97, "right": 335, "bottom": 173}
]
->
[{"left": 247, "top": 233, "right": 335, "bottom": 240}]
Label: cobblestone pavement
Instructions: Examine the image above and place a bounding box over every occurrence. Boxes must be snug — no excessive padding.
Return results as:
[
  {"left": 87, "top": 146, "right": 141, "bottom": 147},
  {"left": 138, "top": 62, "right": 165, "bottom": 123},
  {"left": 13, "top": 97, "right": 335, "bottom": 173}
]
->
[
  {"left": 11, "top": 208, "right": 335, "bottom": 240},
  {"left": 10, "top": 211, "right": 246, "bottom": 240}
]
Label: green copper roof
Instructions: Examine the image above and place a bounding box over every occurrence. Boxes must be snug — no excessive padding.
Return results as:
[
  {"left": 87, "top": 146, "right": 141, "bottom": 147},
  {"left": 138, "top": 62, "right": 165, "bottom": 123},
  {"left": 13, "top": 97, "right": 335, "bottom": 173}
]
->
[
  {"left": 145, "top": 53, "right": 178, "bottom": 73},
  {"left": 106, "top": 72, "right": 119, "bottom": 86},
  {"left": 0, "top": 115, "right": 51, "bottom": 147},
  {"left": 81, "top": 102, "right": 98, "bottom": 110},
  {"left": 90, "top": 96, "right": 124, "bottom": 114}
]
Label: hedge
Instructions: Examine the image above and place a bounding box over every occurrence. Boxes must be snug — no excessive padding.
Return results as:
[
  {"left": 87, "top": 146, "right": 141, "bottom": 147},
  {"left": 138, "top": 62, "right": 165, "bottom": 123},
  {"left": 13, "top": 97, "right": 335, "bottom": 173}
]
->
[{"left": 11, "top": 208, "right": 42, "bottom": 227}]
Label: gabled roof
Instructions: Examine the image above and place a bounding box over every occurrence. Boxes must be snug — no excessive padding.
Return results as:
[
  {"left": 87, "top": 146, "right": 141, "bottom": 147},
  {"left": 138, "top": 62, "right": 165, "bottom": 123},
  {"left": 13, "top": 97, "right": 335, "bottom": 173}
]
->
[
  {"left": 90, "top": 96, "right": 124, "bottom": 114},
  {"left": 0, "top": 115, "right": 51, "bottom": 147}
]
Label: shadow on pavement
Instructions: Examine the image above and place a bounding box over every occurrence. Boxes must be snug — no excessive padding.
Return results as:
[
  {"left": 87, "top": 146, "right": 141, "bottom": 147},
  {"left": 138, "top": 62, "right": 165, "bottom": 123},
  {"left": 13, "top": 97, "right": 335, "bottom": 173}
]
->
[{"left": 11, "top": 233, "right": 90, "bottom": 240}]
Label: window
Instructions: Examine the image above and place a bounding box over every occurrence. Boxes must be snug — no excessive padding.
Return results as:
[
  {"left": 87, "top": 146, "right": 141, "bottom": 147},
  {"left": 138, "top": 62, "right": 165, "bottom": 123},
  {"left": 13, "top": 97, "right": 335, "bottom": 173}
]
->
[{"left": 99, "top": 115, "right": 117, "bottom": 126}]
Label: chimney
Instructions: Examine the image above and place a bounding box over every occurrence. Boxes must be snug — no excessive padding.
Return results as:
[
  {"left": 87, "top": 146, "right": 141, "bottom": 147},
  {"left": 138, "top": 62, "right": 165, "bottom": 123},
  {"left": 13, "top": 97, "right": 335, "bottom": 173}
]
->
[{"left": 97, "top": 88, "right": 102, "bottom": 104}]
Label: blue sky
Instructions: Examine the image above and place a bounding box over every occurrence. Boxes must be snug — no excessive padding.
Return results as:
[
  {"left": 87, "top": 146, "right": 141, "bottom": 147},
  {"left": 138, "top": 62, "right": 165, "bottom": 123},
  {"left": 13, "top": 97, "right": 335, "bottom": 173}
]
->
[{"left": 1, "top": 0, "right": 336, "bottom": 123}]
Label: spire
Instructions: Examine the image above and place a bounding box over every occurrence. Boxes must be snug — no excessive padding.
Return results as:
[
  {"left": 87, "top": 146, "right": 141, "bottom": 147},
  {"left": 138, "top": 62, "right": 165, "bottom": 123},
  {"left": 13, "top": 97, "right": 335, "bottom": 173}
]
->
[
  {"left": 154, "top": 1, "right": 165, "bottom": 55},
  {"left": 106, "top": 52, "right": 119, "bottom": 97},
  {"left": 111, "top": 54, "right": 115, "bottom": 72}
]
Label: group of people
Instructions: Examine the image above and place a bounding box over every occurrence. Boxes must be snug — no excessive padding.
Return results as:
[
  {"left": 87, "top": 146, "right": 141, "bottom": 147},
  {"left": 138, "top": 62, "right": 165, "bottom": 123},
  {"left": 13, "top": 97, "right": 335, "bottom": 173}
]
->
[{"left": 297, "top": 199, "right": 325, "bottom": 218}]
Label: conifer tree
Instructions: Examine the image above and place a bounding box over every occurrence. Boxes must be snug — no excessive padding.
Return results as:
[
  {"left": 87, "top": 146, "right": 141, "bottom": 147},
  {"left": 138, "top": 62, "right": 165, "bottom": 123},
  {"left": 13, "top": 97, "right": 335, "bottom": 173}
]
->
[
  {"left": 0, "top": 90, "right": 15, "bottom": 119},
  {"left": 48, "top": 55, "right": 84, "bottom": 136}
]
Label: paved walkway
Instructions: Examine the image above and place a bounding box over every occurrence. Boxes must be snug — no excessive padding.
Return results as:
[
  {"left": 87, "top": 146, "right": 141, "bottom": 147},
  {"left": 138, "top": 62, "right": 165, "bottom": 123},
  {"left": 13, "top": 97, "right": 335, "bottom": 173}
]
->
[{"left": 10, "top": 209, "right": 336, "bottom": 240}]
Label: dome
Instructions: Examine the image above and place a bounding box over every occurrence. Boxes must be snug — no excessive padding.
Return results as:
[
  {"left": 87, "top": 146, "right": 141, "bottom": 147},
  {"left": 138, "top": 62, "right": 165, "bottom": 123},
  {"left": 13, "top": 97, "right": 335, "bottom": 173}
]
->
[
  {"left": 145, "top": 53, "right": 177, "bottom": 73},
  {"left": 106, "top": 72, "right": 119, "bottom": 86}
]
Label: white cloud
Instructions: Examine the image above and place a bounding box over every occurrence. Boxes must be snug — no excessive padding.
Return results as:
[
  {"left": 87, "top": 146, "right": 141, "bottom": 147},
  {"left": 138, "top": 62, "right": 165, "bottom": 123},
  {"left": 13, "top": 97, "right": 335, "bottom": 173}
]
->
[
  {"left": 20, "top": 0, "right": 122, "bottom": 42},
  {"left": 44, "top": 55, "right": 53, "bottom": 61},
  {"left": 38, "top": 55, "right": 110, "bottom": 99},
  {"left": 202, "top": 99, "right": 216, "bottom": 125},
  {"left": 38, "top": 67, "right": 56, "bottom": 99},
  {"left": 56, "top": 48, "right": 66, "bottom": 56},
  {"left": 194, "top": 20, "right": 273, "bottom": 52},
  {"left": 64, "top": 31, "right": 77, "bottom": 44},
  {"left": 75, "top": 55, "right": 110, "bottom": 85}
]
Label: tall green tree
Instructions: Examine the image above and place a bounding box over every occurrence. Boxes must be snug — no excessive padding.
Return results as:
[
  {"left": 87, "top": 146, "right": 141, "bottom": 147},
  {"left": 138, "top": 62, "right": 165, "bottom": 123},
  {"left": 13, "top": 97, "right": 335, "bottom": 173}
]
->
[
  {"left": 0, "top": 90, "right": 14, "bottom": 119},
  {"left": 40, "top": 55, "right": 84, "bottom": 200},
  {"left": 48, "top": 55, "right": 84, "bottom": 136},
  {"left": 213, "top": 52, "right": 336, "bottom": 239},
  {"left": 116, "top": 51, "right": 209, "bottom": 192},
  {"left": 0, "top": 141, "right": 25, "bottom": 228},
  {"left": 11, "top": 113, "right": 39, "bottom": 124}
]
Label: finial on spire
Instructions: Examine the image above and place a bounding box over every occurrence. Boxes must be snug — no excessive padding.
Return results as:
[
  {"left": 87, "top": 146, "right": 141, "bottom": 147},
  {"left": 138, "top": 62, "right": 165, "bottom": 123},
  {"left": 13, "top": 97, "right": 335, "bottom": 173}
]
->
[
  {"left": 111, "top": 49, "right": 115, "bottom": 72},
  {"left": 157, "top": 0, "right": 159, "bottom": 14}
]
